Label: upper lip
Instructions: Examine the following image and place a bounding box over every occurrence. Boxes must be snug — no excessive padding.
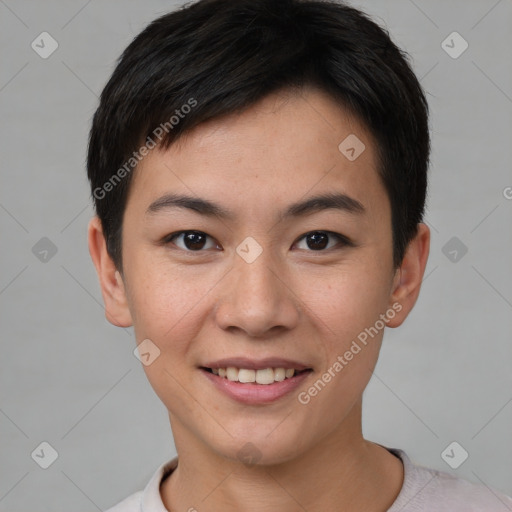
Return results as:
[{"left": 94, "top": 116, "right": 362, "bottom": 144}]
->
[{"left": 201, "top": 357, "right": 312, "bottom": 371}]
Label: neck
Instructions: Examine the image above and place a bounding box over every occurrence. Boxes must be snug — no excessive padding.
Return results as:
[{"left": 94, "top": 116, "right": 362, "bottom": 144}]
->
[{"left": 161, "top": 401, "right": 403, "bottom": 512}]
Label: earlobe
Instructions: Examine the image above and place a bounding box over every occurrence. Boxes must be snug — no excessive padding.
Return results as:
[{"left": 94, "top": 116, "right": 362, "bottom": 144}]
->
[
  {"left": 87, "top": 216, "right": 133, "bottom": 327},
  {"left": 386, "top": 223, "right": 430, "bottom": 328}
]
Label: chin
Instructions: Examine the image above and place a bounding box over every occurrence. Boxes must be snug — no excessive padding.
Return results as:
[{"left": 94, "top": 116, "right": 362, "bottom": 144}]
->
[{"left": 211, "top": 431, "right": 307, "bottom": 468}]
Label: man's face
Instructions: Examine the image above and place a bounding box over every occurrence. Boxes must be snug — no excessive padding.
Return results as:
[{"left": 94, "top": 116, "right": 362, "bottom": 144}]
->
[{"left": 112, "top": 87, "right": 403, "bottom": 464}]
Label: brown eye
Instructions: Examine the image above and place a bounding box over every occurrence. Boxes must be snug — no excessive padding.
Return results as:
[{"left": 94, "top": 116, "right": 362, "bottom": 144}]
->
[
  {"left": 294, "top": 231, "right": 351, "bottom": 251},
  {"left": 165, "top": 231, "right": 218, "bottom": 251}
]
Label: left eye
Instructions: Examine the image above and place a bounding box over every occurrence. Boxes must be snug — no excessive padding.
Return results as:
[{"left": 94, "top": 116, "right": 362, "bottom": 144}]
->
[
  {"left": 164, "top": 230, "right": 350, "bottom": 252},
  {"left": 294, "top": 231, "right": 350, "bottom": 251}
]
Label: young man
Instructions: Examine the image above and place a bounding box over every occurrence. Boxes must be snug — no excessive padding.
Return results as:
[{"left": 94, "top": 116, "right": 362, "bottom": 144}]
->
[{"left": 86, "top": 0, "right": 512, "bottom": 510}]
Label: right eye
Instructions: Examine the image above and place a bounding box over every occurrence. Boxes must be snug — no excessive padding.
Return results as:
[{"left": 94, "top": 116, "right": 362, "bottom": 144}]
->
[{"left": 163, "top": 230, "right": 221, "bottom": 252}]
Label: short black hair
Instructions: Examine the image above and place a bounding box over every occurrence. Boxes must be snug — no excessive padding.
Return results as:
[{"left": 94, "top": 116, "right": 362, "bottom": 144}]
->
[{"left": 87, "top": 0, "right": 430, "bottom": 271}]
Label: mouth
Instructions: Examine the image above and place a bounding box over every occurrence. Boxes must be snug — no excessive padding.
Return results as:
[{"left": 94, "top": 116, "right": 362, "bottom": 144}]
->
[
  {"left": 199, "top": 360, "right": 314, "bottom": 404},
  {"left": 200, "top": 366, "right": 312, "bottom": 384}
]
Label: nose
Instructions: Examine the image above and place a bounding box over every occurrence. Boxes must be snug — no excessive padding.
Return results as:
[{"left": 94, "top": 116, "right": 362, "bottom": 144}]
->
[{"left": 214, "top": 242, "right": 300, "bottom": 338}]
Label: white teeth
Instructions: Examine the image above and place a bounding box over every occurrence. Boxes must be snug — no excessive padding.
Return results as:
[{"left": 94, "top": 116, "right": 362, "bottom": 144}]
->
[
  {"left": 226, "top": 367, "right": 238, "bottom": 381},
  {"left": 209, "top": 366, "right": 301, "bottom": 383},
  {"left": 273, "top": 368, "right": 286, "bottom": 382},
  {"left": 255, "top": 368, "right": 274, "bottom": 385},
  {"left": 238, "top": 369, "right": 256, "bottom": 383}
]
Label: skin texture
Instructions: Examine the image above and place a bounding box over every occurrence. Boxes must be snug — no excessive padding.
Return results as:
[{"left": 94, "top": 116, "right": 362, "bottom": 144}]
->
[{"left": 88, "top": 86, "right": 430, "bottom": 512}]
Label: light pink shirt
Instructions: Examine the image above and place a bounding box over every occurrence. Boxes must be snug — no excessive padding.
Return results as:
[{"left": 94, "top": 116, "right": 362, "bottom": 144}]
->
[{"left": 105, "top": 447, "right": 512, "bottom": 511}]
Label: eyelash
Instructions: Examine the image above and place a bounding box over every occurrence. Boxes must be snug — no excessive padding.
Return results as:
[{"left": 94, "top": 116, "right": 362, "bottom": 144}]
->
[{"left": 162, "top": 230, "right": 353, "bottom": 254}]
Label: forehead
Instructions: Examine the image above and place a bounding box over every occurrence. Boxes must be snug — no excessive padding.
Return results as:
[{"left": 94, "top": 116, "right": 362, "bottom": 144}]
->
[{"left": 127, "top": 87, "right": 387, "bottom": 221}]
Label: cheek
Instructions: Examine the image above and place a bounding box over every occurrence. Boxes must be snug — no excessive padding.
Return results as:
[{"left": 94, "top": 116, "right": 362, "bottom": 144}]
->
[
  {"left": 295, "top": 269, "right": 390, "bottom": 424},
  {"left": 125, "top": 253, "right": 204, "bottom": 353},
  {"left": 127, "top": 264, "right": 206, "bottom": 408},
  {"left": 310, "top": 263, "right": 392, "bottom": 341}
]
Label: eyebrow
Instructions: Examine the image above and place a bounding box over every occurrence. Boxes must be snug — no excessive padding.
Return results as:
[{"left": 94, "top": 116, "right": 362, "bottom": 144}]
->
[{"left": 145, "top": 192, "right": 365, "bottom": 220}]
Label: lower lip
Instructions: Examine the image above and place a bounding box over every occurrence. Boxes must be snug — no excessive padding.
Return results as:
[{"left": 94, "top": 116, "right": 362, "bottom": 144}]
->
[{"left": 200, "top": 368, "right": 312, "bottom": 404}]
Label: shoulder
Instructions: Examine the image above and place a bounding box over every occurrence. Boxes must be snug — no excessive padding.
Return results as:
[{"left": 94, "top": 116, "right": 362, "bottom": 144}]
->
[
  {"left": 387, "top": 448, "right": 512, "bottom": 511},
  {"left": 104, "top": 491, "right": 142, "bottom": 512},
  {"left": 426, "top": 469, "right": 512, "bottom": 509}
]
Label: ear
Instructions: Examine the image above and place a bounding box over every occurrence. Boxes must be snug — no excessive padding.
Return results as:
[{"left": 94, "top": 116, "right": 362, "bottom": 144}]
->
[
  {"left": 386, "top": 223, "right": 430, "bottom": 328},
  {"left": 87, "top": 216, "right": 133, "bottom": 327}
]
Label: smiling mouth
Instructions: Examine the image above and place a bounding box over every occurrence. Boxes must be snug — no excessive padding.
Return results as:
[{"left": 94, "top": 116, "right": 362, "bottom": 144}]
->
[{"left": 200, "top": 366, "right": 313, "bottom": 385}]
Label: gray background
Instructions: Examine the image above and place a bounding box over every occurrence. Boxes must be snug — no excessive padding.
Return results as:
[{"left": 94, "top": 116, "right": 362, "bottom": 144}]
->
[{"left": 1, "top": 0, "right": 511, "bottom": 510}]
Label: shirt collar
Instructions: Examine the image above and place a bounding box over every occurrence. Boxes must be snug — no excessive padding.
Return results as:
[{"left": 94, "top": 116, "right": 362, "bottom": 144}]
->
[
  {"left": 141, "top": 456, "right": 178, "bottom": 512},
  {"left": 140, "top": 448, "right": 415, "bottom": 511}
]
